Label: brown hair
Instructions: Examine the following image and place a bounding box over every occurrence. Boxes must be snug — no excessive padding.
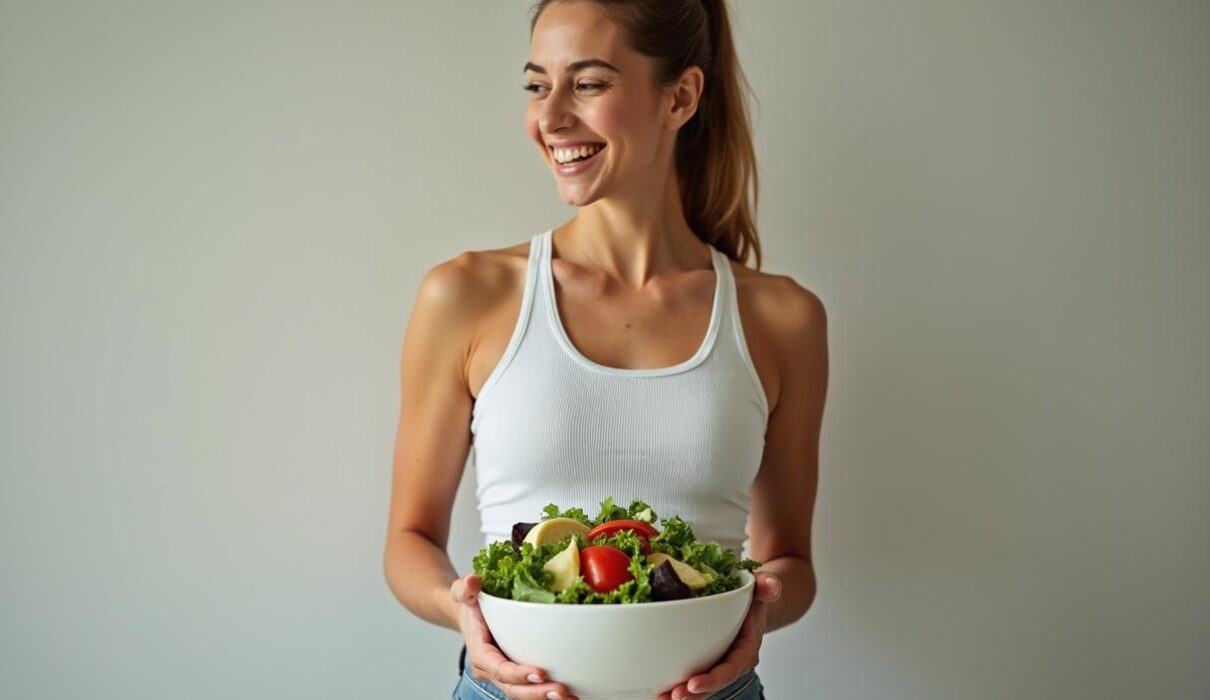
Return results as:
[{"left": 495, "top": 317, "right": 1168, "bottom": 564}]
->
[{"left": 529, "top": 0, "right": 763, "bottom": 270}]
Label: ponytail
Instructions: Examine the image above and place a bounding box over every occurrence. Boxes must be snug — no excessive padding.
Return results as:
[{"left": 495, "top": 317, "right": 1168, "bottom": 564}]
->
[{"left": 680, "top": 0, "right": 762, "bottom": 269}]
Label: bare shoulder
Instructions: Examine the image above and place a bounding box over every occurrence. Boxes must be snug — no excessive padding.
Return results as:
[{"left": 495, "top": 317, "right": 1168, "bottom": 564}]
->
[
  {"left": 415, "top": 241, "right": 529, "bottom": 314},
  {"left": 407, "top": 239, "right": 533, "bottom": 393},
  {"left": 730, "top": 261, "right": 825, "bottom": 339},
  {"left": 727, "top": 260, "right": 827, "bottom": 410},
  {"left": 410, "top": 240, "right": 532, "bottom": 340}
]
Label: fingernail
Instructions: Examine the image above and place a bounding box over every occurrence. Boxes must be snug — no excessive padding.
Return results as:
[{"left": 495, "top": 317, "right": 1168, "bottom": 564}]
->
[
  {"left": 527, "top": 673, "right": 542, "bottom": 683},
  {"left": 545, "top": 692, "right": 563, "bottom": 700}
]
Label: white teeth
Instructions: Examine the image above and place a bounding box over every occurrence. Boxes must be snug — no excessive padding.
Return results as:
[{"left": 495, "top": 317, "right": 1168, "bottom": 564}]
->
[{"left": 553, "top": 144, "right": 603, "bottom": 164}]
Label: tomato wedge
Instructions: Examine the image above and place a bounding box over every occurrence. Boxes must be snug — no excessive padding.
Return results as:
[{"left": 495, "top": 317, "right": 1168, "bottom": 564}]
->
[
  {"left": 579, "top": 544, "right": 633, "bottom": 593},
  {"left": 586, "top": 519, "right": 659, "bottom": 554}
]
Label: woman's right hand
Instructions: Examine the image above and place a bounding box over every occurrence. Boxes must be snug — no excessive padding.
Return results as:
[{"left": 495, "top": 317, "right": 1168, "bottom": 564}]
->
[{"left": 450, "top": 573, "right": 579, "bottom": 700}]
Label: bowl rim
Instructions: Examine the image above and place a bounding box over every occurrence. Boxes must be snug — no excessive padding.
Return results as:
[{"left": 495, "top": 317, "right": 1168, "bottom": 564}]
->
[{"left": 476, "top": 569, "right": 755, "bottom": 610}]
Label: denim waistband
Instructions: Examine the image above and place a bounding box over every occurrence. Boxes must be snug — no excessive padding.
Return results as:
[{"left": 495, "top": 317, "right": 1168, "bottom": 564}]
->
[{"left": 457, "top": 644, "right": 761, "bottom": 700}]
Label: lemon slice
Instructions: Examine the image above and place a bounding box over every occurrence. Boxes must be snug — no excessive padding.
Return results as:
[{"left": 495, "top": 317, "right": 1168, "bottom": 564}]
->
[
  {"left": 542, "top": 539, "right": 580, "bottom": 592},
  {"left": 522, "top": 517, "right": 591, "bottom": 548},
  {"left": 646, "top": 552, "right": 710, "bottom": 590}
]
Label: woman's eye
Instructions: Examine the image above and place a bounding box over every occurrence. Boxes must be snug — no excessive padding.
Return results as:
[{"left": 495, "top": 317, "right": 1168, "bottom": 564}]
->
[{"left": 522, "top": 82, "right": 607, "bottom": 95}]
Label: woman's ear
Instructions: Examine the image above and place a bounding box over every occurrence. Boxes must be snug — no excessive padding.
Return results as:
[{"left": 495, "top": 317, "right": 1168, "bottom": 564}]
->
[{"left": 665, "top": 65, "right": 705, "bottom": 130}]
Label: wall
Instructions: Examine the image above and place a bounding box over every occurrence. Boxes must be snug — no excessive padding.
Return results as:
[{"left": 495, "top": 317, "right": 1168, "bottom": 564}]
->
[{"left": 1, "top": 1, "right": 1206, "bottom": 698}]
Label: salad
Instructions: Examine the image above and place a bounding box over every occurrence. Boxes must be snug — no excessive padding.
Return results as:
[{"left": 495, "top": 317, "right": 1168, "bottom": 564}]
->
[{"left": 472, "top": 496, "right": 762, "bottom": 604}]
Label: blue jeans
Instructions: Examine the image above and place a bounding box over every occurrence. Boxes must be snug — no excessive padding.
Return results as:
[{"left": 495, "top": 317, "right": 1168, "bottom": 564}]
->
[{"left": 452, "top": 644, "right": 765, "bottom": 700}]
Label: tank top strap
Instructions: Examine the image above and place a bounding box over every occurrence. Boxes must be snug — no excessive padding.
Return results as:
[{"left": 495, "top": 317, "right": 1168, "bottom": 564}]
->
[
  {"left": 713, "top": 245, "right": 771, "bottom": 421},
  {"left": 528, "top": 228, "right": 562, "bottom": 346},
  {"left": 469, "top": 232, "right": 544, "bottom": 433}
]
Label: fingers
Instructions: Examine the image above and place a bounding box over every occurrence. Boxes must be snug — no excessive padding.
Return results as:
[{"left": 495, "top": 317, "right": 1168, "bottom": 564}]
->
[
  {"left": 661, "top": 686, "right": 710, "bottom": 700},
  {"left": 756, "top": 572, "right": 782, "bottom": 601},
  {"left": 453, "top": 580, "right": 493, "bottom": 648},
  {"left": 450, "top": 573, "right": 482, "bottom": 604},
  {"left": 473, "top": 645, "right": 544, "bottom": 685},
  {"left": 467, "top": 639, "right": 578, "bottom": 700},
  {"left": 471, "top": 666, "right": 578, "bottom": 700},
  {"left": 454, "top": 575, "right": 576, "bottom": 698},
  {"left": 686, "top": 657, "right": 744, "bottom": 695},
  {"left": 672, "top": 630, "right": 759, "bottom": 698},
  {"left": 660, "top": 580, "right": 768, "bottom": 700}
]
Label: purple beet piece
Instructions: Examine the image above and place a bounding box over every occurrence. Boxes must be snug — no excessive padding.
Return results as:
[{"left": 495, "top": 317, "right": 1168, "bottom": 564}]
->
[
  {"left": 650, "top": 559, "right": 691, "bottom": 601},
  {"left": 511, "top": 522, "right": 537, "bottom": 555}
]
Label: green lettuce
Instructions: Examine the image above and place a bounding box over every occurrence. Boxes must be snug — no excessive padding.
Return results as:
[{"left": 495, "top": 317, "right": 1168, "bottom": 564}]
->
[
  {"left": 540, "top": 503, "right": 592, "bottom": 526},
  {"left": 472, "top": 541, "right": 519, "bottom": 599},
  {"left": 591, "top": 496, "right": 658, "bottom": 525},
  {"left": 471, "top": 497, "right": 763, "bottom": 604}
]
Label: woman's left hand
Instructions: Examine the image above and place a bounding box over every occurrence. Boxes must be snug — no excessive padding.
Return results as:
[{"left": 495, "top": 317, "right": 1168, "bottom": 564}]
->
[{"left": 657, "top": 572, "right": 783, "bottom": 700}]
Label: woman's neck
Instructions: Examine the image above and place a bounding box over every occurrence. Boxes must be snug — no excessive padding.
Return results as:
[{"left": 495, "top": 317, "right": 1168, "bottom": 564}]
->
[{"left": 556, "top": 174, "right": 710, "bottom": 288}]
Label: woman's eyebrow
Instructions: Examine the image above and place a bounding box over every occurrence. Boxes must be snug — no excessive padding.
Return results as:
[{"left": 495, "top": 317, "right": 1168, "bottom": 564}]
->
[{"left": 523, "top": 58, "right": 621, "bottom": 74}]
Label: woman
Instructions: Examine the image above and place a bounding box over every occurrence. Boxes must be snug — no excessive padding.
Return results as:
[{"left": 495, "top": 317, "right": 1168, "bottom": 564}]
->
[{"left": 383, "top": 1, "right": 828, "bottom": 698}]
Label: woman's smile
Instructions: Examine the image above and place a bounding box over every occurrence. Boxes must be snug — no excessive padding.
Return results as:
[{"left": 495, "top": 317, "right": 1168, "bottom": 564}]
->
[{"left": 549, "top": 142, "right": 607, "bottom": 176}]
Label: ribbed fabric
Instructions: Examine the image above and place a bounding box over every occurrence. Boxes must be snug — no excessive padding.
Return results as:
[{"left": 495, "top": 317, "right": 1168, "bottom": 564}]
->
[{"left": 469, "top": 228, "right": 770, "bottom": 558}]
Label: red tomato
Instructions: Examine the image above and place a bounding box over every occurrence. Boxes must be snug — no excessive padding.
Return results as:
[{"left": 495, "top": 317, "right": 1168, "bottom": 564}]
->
[
  {"left": 586, "top": 519, "right": 659, "bottom": 554},
  {"left": 579, "top": 545, "right": 633, "bottom": 593}
]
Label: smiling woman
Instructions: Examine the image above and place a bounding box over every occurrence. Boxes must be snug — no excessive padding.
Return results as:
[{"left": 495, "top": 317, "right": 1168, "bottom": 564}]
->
[
  {"left": 517, "top": 0, "right": 763, "bottom": 262},
  {"left": 383, "top": 1, "right": 827, "bottom": 700}
]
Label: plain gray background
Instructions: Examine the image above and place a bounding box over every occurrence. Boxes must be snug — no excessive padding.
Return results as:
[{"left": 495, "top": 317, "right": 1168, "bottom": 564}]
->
[{"left": 1, "top": 1, "right": 1207, "bottom": 698}]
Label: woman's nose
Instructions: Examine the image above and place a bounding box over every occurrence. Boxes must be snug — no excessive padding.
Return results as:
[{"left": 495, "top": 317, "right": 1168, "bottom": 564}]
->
[{"left": 537, "top": 87, "right": 575, "bottom": 133}]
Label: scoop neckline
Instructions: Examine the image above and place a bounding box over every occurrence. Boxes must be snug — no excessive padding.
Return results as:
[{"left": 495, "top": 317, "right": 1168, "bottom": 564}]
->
[{"left": 541, "top": 228, "right": 724, "bottom": 377}]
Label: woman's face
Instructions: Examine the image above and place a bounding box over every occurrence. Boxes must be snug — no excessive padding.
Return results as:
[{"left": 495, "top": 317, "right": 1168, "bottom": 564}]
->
[{"left": 524, "top": 1, "right": 670, "bottom": 207}]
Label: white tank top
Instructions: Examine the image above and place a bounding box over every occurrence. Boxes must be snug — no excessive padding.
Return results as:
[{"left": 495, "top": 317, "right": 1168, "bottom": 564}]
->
[{"left": 469, "top": 228, "right": 770, "bottom": 558}]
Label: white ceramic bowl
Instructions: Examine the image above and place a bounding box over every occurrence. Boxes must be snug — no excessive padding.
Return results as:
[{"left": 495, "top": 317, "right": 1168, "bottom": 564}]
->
[{"left": 476, "top": 570, "right": 755, "bottom": 700}]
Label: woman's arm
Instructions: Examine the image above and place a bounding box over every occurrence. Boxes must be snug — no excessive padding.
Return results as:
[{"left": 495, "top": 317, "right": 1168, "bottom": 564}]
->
[
  {"left": 382, "top": 254, "right": 485, "bottom": 632},
  {"left": 746, "top": 280, "right": 829, "bottom": 634}
]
